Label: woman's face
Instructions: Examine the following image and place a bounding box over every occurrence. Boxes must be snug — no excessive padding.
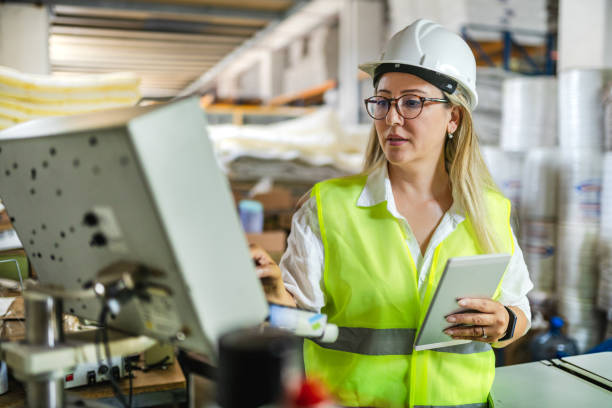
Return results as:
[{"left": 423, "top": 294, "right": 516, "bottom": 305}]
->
[{"left": 373, "top": 72, "right": 457, "bottom": 168}]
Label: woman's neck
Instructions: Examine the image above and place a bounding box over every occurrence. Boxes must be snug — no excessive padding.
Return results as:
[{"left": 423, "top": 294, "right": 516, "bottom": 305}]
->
[{"left": 387, "top": 156, "right": 450, "bottom": 201}]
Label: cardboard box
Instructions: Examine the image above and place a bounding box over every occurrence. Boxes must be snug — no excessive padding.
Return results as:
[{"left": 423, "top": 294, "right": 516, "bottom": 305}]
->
[{"left": 246, "top": 230, "right": 287, "bottom": 263}]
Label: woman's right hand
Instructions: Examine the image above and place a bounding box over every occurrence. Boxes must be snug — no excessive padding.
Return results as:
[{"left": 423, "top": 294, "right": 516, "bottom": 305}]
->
[{"left": 249, "top": 244, "right": 296, "bottom": 307}]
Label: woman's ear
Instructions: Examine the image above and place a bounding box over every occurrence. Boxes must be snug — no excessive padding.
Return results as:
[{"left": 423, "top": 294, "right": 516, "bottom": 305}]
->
[{"left": 447, "top": 105, "right": 461, "bottom": 134}]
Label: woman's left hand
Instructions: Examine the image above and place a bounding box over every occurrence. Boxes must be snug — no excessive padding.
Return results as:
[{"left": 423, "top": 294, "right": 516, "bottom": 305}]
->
[{"left": 443, "top": 298, "right": 509, "bottom": 343}]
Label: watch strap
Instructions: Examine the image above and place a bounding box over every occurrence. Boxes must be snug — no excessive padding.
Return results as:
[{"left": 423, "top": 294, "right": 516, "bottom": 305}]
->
[{"left": 499, "top": 306, "right": 517, "bottom": 342}]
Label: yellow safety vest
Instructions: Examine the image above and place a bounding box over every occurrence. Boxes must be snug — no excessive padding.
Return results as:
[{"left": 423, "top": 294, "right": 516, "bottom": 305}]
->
[{"left": 303, "top": 174, "right": 514, "bottom": 408}]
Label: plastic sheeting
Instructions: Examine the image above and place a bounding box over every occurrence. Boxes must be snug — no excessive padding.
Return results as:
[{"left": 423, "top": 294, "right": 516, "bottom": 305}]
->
[
  {"left": 558, "top": 69, "right": 612, "bottom": 150},
  {"left": 500, "top": 77, "right": 557, "bottom": 151},
  {"left": 208, "top": 108, "right": 369, "bottom": 177}
]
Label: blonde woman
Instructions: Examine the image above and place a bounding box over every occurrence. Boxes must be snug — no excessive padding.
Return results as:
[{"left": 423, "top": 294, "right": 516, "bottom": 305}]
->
[{"left": 251, "top": 19, "right": 533, "bottom": 408}]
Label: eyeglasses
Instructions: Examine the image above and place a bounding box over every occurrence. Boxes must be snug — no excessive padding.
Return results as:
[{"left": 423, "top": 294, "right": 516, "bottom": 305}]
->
[{"left": 363, "top": 94, "right": 449, "bottom": 120}]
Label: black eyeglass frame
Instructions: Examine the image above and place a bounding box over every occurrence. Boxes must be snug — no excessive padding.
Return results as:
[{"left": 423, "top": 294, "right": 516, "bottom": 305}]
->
[{"left": 363, "top": 94, "right": 449, "bottom": 120}]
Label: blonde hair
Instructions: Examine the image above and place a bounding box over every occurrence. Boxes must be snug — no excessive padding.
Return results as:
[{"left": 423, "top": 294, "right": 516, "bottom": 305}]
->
[{"left": 363, "top": 87, "right": 501, "bottom": 253}]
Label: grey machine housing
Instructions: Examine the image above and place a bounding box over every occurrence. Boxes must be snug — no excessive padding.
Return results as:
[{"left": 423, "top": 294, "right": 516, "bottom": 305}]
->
[{"left": 0, "top": 97, "right": 268, "bottom": 356}]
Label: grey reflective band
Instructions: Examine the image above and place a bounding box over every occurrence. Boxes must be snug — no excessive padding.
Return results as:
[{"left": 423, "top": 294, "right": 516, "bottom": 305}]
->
[
  {"left": 315, "top": 327, "right": 416, "bottom": 355},
  {"left": 414, "top": 403, "right": 488, "bottom": 408},
  {"left": 433, "top": 341, "right": 492, "bottom": 354},
  {"left": 314, "top": 327, "right": 492, "bottom": 356},
  {"left": 344, "top": 404, "right": 487, "bottom": 408}
]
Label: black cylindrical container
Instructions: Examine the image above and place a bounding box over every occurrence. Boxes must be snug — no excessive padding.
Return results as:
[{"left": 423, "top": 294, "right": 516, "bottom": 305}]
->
[{"left": 217, "top": 327, "right": 298, "bottom": 408}]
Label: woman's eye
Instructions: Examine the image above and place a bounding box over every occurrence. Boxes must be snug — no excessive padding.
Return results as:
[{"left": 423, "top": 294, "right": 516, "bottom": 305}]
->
[
  {"left": 401, "top": 98, "right": 421, "bottom": 108},
  {"left": 375, "top": 99, "right": 389, "bottom": 107}
]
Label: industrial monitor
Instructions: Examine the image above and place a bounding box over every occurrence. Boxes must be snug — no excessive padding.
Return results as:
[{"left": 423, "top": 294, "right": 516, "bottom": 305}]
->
[{"left": 0, "top": 97, "right": 268, "bottom": 357}]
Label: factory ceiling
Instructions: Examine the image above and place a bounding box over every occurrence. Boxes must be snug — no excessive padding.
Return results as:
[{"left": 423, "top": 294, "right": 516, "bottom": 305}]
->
[{"left": 6, "top": 0, "right": 306, "bottom": 99}]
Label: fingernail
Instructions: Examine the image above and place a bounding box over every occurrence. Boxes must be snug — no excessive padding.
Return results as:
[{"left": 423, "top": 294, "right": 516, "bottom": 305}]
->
[
  {"left": 447, "top": 316, "right": 456, "bottom": 322},
  {"left": 444, "top": 329, "right": 453, "bottom": 335},
  {"left": 458, "top": 299, "right": 467, "bottom": 307}
]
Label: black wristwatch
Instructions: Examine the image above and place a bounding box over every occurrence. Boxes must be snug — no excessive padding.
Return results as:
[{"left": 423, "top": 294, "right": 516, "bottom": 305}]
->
[{"left": 498, "top": 306, "right": 517, "bottom": 341}]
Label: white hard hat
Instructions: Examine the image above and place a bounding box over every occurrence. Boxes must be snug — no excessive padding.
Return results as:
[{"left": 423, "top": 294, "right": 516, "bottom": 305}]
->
[{"left": 359, "top": 19, "right": 478, "bottom": 110}]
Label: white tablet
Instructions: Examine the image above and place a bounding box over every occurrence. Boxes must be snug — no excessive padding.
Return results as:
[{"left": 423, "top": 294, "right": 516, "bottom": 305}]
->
[{"left": 414, "top": 253, "right": 511, "bottom": 351}]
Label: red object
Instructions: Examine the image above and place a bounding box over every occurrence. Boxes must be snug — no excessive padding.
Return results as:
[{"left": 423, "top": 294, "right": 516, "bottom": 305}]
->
[
  {"left": 292, "top": 378, "right": 330, "bottom": 407},
  {"left": 65, "top": 373, "right": 74, "bottom": 382}
]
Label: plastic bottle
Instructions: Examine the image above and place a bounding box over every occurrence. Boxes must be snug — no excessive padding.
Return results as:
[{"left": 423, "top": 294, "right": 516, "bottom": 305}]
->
[
  {"left": 239, "top": 199, "right": 264, "bottom": 233},
  {"left": 529, "top": 316, "right": 579, "bottom": 360}
]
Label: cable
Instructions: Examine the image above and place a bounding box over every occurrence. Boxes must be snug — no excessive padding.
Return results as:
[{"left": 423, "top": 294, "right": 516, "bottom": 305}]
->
[{"left": 97, "top": 305, "right": 130, "bottom": 408}]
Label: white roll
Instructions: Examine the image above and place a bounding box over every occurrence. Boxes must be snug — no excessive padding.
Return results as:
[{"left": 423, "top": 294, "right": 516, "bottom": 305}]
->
[
  {"left": 558, "top": 69, "right": 612, "bottom": 150},
  {"left": 605, "top": 84, "right": 612, "bottom": 151},
  {"left": 501, "top": 76, "right": 557, "bottom": 151},
  {"left": 520, "top": 148, "right": 559, "bottom": 219},
  {"left": 481, "top": 146, "right": 524, "bottom": 214},
  {"left": 556, "top": 222, "right": 600, "bottom": 299},
  {"left": 521, "top": 220, "right": 556, "bottom": 293},
  {"left": 558, "top": 150, "right": 602, "bottom": 224},
  {"left": 598, "top": 152, "right": 612, "bottom": 312}
]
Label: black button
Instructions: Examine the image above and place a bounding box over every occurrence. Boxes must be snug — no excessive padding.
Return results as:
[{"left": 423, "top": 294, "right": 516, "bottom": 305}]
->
[
  {"left": 87, "top": 370, "right": 96, "bottom": 385},
  {"left": 83, "top": 212, "right": 99, "bottom": 227},
  {"left": 90, "top": 233, "right": 107, "bottom": 247},
  {"left": 111, "top": 366, "right": 120, "bottom": 381}
]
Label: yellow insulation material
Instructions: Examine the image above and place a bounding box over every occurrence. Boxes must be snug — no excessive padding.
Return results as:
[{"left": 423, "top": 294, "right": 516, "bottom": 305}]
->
[{"left": 0, "top": 66, "right": 141, "bottom": 130}]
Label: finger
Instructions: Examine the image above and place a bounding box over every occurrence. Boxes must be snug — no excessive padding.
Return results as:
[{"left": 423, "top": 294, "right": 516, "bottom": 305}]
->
[
  {"left": 446, "top": 313, "right": 496, "bottom": 326},
  {"left": 444, "top": 325, "right": 489, "bottom": 338},
  {"left": 457, "top": 298, "right": 498, "bottom": 313},
  {"left": 249, "top": 244, "right": 274, "bottom": 266},
  {"left": 256, "top": 265, "right": 278, "bottom": 279},
  {"left": 447, "top": 335, "right": 493, "bottom": 343}
]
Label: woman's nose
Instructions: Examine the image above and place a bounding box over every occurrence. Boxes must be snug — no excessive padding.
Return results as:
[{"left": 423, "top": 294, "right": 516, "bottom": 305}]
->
[{"left": 385, "top": 101, "right": 403, "bottom": 126}]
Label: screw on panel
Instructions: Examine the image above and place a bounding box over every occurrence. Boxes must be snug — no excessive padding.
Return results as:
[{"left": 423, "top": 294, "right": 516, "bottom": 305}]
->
[
  {"left": 60, "top": 231, "right": 66, "bottom": 238},
  {"left": 31, "top": 168, "right": 36, "bottom": 180},
  {"left": 56, "top": 189, "right": 62, "bottom": 196},
  {"left": 12, "top": 163, "right": 17, "bottom": 169},
  {"left": 30, "top": 188, "right": 35, "bottom": 195},
  {"left": 89, "top": 233, "right": 107, "bottom": 247},
  {"left": 50, "top": 147, "right": 56, "bottom": 156},
  {"left": 42, "top": 160, "right": 48, "bottom": 168},
  {"left": 4, "top": 170, "right": 10, "bottom": 176},
  {"left": 89, "top": 136, "right": 98, "bottom": 146},
  {"left": 73, "top": 159, "right": 80, "bottom": 168},
  {"left": 83, "top": 212, "right": 99, "bottom": 227},
  {"left": 41, "top": 224, "right": 46, "bottom": 230}
]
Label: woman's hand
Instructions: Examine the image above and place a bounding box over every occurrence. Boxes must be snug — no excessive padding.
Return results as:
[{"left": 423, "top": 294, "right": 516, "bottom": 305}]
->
[
  {"left": 249, "top": 244, "right": 296, "bottom": 307},
  {"left": 443, "top": 298, "right": 509, "bottom": 343}
]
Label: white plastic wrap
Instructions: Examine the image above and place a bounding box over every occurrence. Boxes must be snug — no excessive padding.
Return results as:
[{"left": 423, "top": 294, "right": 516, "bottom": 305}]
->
[
  {"left": 558, "top": 150, "right": 602, "bottom": 224},
  {"left": 558, "top": 69, "right": 612, "bottom": 150},
  {"left": 500, "top": 77, "right": 557, "bottom": 151}
]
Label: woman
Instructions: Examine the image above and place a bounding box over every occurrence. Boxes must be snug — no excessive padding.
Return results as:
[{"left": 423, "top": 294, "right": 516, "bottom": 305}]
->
[{"left": 252, "top": 19, "right": 533, "bottom": 408}]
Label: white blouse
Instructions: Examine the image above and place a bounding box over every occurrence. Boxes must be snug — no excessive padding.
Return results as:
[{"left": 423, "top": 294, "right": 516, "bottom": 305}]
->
[{"left": 279, "top": 165, "right": 533, "bottom": 327}]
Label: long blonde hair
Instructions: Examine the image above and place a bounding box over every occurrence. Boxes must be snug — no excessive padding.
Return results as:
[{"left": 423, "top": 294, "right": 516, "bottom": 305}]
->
[{"left": 362, "top": 87, "right": 501, "bottom": 253}]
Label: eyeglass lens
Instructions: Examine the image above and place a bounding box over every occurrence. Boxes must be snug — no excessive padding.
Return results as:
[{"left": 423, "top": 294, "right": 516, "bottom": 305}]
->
[{"left": 365, "top": 95, "right": 423, "bottom": 120}]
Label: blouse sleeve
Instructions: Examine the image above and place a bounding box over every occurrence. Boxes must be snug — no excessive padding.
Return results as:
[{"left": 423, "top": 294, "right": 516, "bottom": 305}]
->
[
  {"left": 497, "top": 229, "right": 534, "bottom": 331},
  {"left": 279, "top": 196, "right": 326, "bottom": 312}
]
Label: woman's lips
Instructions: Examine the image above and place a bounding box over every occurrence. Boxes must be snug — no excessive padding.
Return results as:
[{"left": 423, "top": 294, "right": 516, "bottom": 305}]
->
[{"left": 386, "top": 134, "right": 410, "bottom": 146}]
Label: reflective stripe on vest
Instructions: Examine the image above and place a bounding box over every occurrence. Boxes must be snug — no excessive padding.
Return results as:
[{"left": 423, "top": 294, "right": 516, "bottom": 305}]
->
[
  {"left": 344, "top": 404, "right": 488, "bottom": 408},
  {"left": 305, "top": 174, "right": 514, "bottom": 408},
  {"left": 314, "top": 327, "right": 491, "bottom": 355}
]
